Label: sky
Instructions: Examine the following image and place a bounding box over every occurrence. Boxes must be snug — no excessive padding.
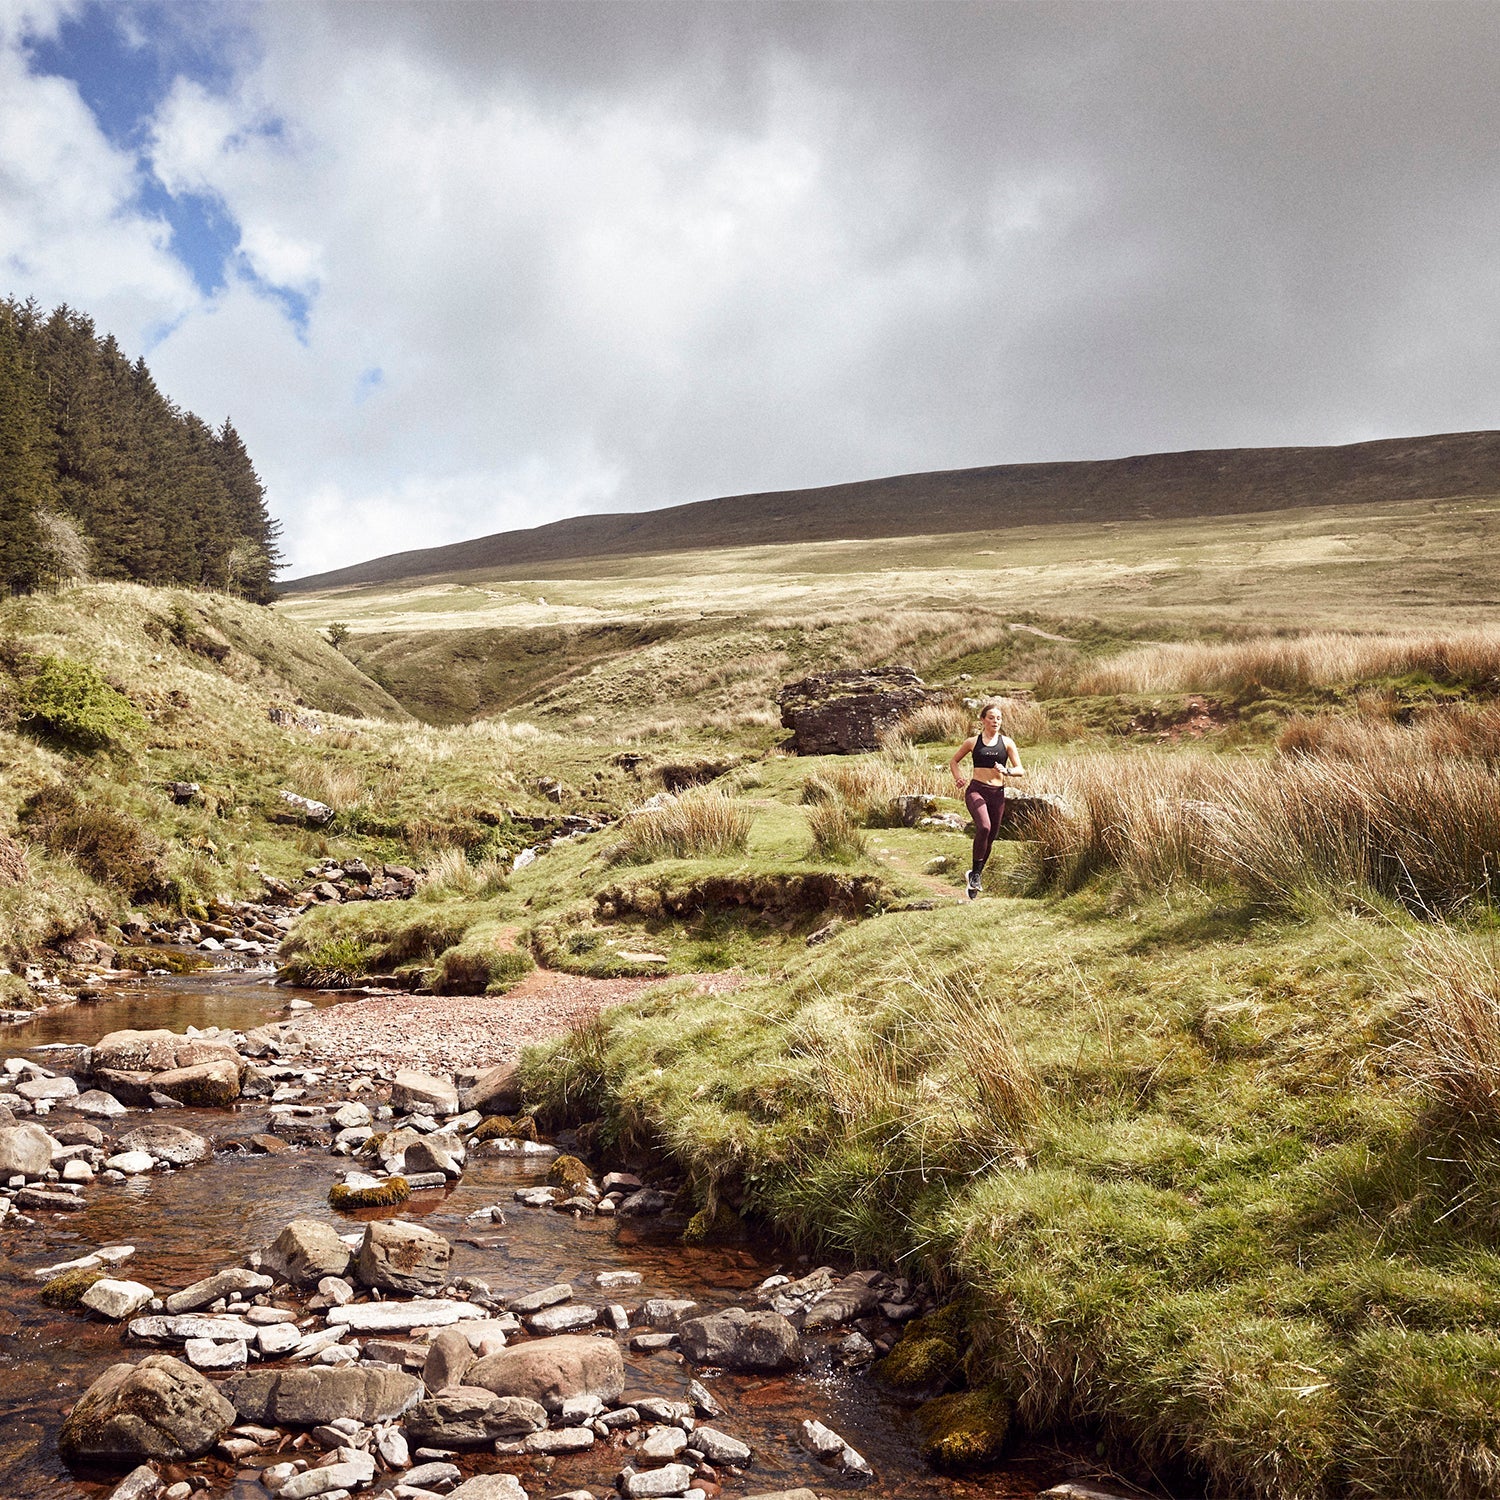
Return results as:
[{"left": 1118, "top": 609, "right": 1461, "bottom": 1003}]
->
[{"left": 3, "top": 0, "right": 1499, "bottom": 578}]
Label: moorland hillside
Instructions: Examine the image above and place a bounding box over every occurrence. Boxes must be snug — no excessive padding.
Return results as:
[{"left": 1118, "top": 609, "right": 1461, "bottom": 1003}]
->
[{"left": 284, "top": 427, "right": 1500, "bottom": 593}]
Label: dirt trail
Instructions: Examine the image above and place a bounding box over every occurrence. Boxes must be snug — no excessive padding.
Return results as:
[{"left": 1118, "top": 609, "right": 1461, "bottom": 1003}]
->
[{"left": 293, "top": 968, "right": 745, "bottom": 1074}]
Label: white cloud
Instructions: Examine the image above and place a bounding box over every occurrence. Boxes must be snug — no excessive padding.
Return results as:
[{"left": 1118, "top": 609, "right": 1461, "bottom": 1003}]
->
[{"left": 7, "top": 2, "right": 1500, "bottom": 576}]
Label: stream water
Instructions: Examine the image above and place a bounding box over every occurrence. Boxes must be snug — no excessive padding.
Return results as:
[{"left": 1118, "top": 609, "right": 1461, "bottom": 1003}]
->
[{"left": 0, "top": 971, "right": 1075, "bottom": 1500}]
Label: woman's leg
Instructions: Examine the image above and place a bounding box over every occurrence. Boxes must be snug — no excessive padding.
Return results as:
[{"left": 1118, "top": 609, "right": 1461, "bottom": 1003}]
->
[{"left": 965, "top": 782, "right": 994, "bottom": 873}]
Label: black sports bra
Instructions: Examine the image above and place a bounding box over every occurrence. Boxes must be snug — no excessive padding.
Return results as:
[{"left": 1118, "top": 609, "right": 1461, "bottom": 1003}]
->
[{"left": 971, "top": 733, "right": 1008, "bottom": 769}]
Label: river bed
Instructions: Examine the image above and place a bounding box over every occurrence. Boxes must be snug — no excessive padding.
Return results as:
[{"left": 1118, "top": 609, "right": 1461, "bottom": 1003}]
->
[{"left": 1, "top": 970, "right": 1079, "bottom": 1500}]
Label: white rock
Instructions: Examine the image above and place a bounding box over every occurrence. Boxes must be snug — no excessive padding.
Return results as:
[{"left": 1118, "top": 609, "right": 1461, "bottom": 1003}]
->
[
  {"left": 639, "top": 1425, "right": 689, "bottom": 1460},
  {"left": 527, "top": 1304, "right": 597, "bottom": 1335},
  {"left": 81, "top": 1279, "right": 155, "bottom": 1320},
  {"left": 620, "top": 1465, "right": 694, "bottom": 1499},
  {"left": 376, "top": 1426, "right": 409, "bottom": 1469},
  {"left": 257, "top": 1322, "right": 302, "bottom": 1356},
  {"left": 62, "top": 1158, "right": 94, "bottom": 1182},
  {"left": 327, "top": 1299, "right": 485, "bottom": 1333},
  {"left": 184, "top": 1337, "right": 248, "bottom": 1370},
  {"left": 691, "top": 1425, "right": 751, "bottom": 1464},
  {"left": 105, "top": 1150, "right": 155, "bottom": 1174}
]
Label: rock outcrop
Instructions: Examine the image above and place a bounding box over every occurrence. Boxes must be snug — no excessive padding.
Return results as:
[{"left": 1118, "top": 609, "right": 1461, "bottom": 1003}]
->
[{"left": 778, "top": 666, "right": 934, "bottom": 755}]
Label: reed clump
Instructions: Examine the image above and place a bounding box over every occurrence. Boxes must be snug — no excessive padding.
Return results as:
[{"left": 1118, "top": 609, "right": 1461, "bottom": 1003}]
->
[
  {"left": 417, "top": 847, "right": 510, "bottom": 901},
  {"left": 1055, "top": 628, "right": 1500, "bottom": 698},
  {"left": 805, "top": 799, "right": 868, "bottom": 862},
  {"left": 1019, "top": 733, "right": 1500, "bottom": 916},
  {"left": 610, "top": 789, "right": 752, "bottom": 864},
  {"left": 802, "top": 746, "right": 947, "bottom": 824},
  {"left": 1401, "top": 929, "right": 1500, "bottom": 1125}
]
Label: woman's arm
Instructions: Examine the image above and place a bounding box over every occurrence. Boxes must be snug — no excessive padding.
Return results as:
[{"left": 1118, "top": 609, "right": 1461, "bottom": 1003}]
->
[
  {"left": 1003, "top": 736, "right": 1026, "bottom": 778},
  {"left": 949, "top": 737, "right": 975, "bottom": 790}
]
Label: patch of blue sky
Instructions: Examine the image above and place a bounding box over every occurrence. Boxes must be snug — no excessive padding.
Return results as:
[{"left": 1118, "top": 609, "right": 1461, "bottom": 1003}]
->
[
  {"left": 27, "top": 0, "right": 313, "bottom": 332},
  {"left": 355, "top": 368, "right": 386, "bottom": 405}
]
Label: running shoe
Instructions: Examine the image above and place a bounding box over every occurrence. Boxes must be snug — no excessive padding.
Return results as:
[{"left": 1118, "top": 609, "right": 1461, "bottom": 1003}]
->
[{"left": 966, "top": 871, "right": 981, "bottom": 900}]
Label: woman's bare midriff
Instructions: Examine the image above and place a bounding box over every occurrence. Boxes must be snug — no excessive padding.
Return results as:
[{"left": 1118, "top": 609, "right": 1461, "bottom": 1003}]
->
[{"left": 969, "top": 769, "right": 1007, "bottom": 785}]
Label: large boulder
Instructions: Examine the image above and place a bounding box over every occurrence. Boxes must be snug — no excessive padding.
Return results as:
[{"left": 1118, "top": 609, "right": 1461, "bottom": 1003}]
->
[
  {"left": 354, "top": 1220, "right": 451, "bottom": 1294},
  {"left": 149, "top": 1060, "right": 241, "bottom": 1108},
  {"left": 59, "top": 1354, "right": 235, "bottom": 1461},
  {"left": 459, "top": 1062, "right": 521, "bottom": 1116},
  {"left": 777, "top": 666, "right": 935, "bottom": 755},
  {"left": 391, "top": 1071, "right": 459, "bottom": 1116},
  {"left": 93, "top": 1031, "right": 241, "bottom": 1075},
  {"left": 0, "top": 1123, "right": 56, "bottom": 1178},
  {"left": 678, "top": 1308, "right": 800, "bottom": 1371},
  {"left": 404, "top": 1387, "right": 547, "bottom": 1446},
  {"left": 117, "top": 1124, "right": 213, "bottom": 1168},
  {"left": 262, "top": 1220, "right": 351, "bottom": 1288},
  {"left": 226, "top": 1365, "right": 422, "bottom": 1425},
  {"left": 466, "top": 1334, "right": 624, "bottom": 1413}
]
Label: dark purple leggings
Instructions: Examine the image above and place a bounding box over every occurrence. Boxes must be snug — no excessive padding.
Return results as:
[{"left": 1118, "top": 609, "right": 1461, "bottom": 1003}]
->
[{"left": 965, "top": 780, "right": 1007, "bottom": 873}]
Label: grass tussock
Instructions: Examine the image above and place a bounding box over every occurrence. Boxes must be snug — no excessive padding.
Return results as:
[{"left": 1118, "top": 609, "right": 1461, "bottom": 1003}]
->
[
  {"left": 1020, "top": 743, "right": 1500, "bottom": 916},
  {"left": 1402, "top": 929, "right": 1500, "bottom": 1126},
  {"left": 802, "top": 746, "right": 947, "bottom": 825},
  {"left": 805, "top": 799, "right": 868, "bottom": 862},
  {"left": 610, "top": 790, "right": 752, "bottom": 864},
  {"left": 1057, "top": 628, "right": 1500, "bottom": 698},
  {"left": 418, "top": 847, "right": 510, "bottom": 901}
]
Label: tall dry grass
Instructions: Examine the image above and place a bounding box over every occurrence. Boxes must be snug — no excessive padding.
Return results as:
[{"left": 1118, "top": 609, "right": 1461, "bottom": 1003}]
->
[
  {"left": 887, "top": 694, "right": 1053, "bottom": 750},
  {"left": 610, "top": 789, "right": 752, "bottom": 864},
  {"left": 1400, "top": 929, "right": 1500, "bottom": 1125},
  {"left": 805, "top": 800, "right": 868, "bottom": 862},
  {"left": 1056, "top": 629, "right": 1500, "bottom": 698},
  {"left": 1021, "top": 732, "right": 1500, "bottom": 915},
  {"left": 417, "top": 847, "right": 511, "bottom": 901},
  {"left": 802, "top": 746, "right": 948, "bottom": 824}
]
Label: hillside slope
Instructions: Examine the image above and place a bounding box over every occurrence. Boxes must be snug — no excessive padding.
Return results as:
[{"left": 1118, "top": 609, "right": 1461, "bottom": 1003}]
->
[{"left": 283, "top": 429, "right": 1500, "bottom": 592}]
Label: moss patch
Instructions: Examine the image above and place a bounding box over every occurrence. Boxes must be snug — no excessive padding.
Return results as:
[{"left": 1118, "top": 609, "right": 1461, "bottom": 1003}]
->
[
  {"left": 329, "top": 1176, "right": 410, "bottom": 1209},
  {"left": 39, "top": 1266, "right": 108, "bottom": 1309},
  {"left": 914, "top": 1386, "right": 1012, "bottom": 1468}
]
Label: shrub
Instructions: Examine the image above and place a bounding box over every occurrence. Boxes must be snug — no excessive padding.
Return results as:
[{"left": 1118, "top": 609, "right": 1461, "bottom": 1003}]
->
[
  {"left": 800, "top": 747, "right": 947, "bottom": 825},
  {"left": 805, "top": 799, "right": 868, "bottom": 862},
  {"left": 419, "top": 847, "right": 510, "bottom": 900},
  {"left": 610, "top": 789, "right": 752, "bottom": 864},
  {"left": 18, "top": 786, "right": 168, "bottom": 899},
  {"left": 16, "top": 656, "right": 144, "bottom": 751}
]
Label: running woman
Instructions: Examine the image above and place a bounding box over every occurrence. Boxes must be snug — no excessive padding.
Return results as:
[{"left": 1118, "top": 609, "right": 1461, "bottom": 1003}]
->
[{"left": 948, "top": 701, "right": 1025, "bottom": 899}]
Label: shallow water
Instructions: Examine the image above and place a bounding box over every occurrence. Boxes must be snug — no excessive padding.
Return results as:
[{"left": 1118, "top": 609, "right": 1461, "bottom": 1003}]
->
[{"left": 1, "top": 972, "right": 1075, "bottom": 1500}]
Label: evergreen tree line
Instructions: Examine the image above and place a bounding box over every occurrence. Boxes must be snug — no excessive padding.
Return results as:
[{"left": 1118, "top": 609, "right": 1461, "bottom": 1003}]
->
[{"left": 0, "top": 297, "right": 281, "bottom": 601}]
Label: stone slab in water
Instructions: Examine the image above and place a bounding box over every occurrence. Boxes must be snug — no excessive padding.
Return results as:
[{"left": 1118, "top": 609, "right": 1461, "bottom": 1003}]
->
[
  {"left": 328, "top": 1298, "right": 484, "bottom": 1333},
  {"left": 227, "top": 1365, "right": 423, "bottom": 1425}
]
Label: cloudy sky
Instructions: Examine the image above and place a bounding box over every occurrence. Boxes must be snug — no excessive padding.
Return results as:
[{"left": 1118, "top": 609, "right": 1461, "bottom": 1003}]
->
[{"left": 4, "top": 1, "right": 1498, "bottom": 576}]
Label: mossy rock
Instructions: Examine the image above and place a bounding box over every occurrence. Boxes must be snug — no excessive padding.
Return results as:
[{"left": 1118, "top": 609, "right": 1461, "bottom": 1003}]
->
[
  {"left": 117, "top": 947, "right": 211, "bottom": 975},
  {"left": 472, "top": 1115, "right": 516, "bottom": 1142},
  {"left": 547, "top": 1153, "right": 592, "bottom": 1192},
  {"left": 39, "top": 1266, "right": 109, "bottom": 1308},
  {"left": 872, "top": 1301, "right": 968, "bottom": 1392},
  {"left": 329, "top": 1176, "right": 410, "bottom": 1209},
  {"left": 914, "top": 1386, "right": 1012, "bottom": 1468},
  {"left": 682, "top": 1201, "right": 744, "bottom": 1246}
]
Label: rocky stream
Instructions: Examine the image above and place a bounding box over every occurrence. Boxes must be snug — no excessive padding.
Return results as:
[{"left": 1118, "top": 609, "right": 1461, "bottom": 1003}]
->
[{"left": 0, "top": 966, "right": 1114, "bottom": 1500}]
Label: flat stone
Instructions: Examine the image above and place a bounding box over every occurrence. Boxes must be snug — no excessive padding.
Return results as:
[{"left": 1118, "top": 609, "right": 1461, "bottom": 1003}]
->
[
  {"left": 447, "top": 1476, "right": 530, "bottom": 1500},
  {"left": 629, "top": 1332, "right": 677, "bottom": 1352},
  {"left": 166, "top": 1268, "right": 273, "bottom": 1314},
  {"left": 692, "top": 1425, "right": 751, "bottom": 1463},
  {"left": 404, "top": 1387, "right": 547, "bottom": 1447},
  {"left": 687, "top": 1380, "right": 721, "bottom": 1418},
  {"left": 522, "top": 1426, "right": 595, "bottom": 1454},
  {"left": 636, "top": 1298, "right": 699, "bottom": 1329},
  {"left": 278, "top": 1453, "right": 376, "bottom": 1499},
  {"left": 184, "top": 1338, "right": 248, "bottom": 1370},
  {"left": 620, "top": 1464, "right": 693, "bottom": 1499},
  {"left": 81, "top": 1279, "right": 155, "bottom": 1320},
  {"left": 129, "top": 1315, "right": 260, "bottom": 1345},
  {"left": 226, "top": 1365, "right": 424, "bottom": 1426},
  {"left": 33, "top": 1244, "right": 135, "bottom": 1279},
  {"left": 508, "top": 1283, "right": 572, "bottom": 1315},
  {"left": 74, "top": 1089, "right": 128, "bottom": 1118},
  {"left": 635, "top": 1398, "right": 692, "bottom": 1425},
  {"left": 618, "top": 1188, "right": 669, "bottom": 1216},
  {"left": 17, "top": 1074, "right": 78, "bottom": 1100},
  {"left": 527, "top": 1304, "right": 597, "bottom": 1335},
  {"left": 17, "top": 1185, "right": 86, "bottom": 1211},
  {"left": 257, "top": 1323, "right": 302, "bottom": 1356},
  {"left": 403, "top": 1460, "right": 461, "bottom": 1489},
  {"left": 596, "top": 1270, "right": 642, "bottom": 1289},
  {"left": 328, "top": 1299, "right": 484, "bottom": 1333}
]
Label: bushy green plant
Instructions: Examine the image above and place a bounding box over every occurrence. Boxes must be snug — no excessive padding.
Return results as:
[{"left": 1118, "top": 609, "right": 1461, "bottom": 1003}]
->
[
  {"left": 18, "top": 785, "right": 167, "bottom": 899},
  {"left": 610, "top": 790, "right": 752, "bottom": 864},
  {"left": 805, "top": 799, "right": 868, "bottom": 862},
  {"left": 16, "top": 656, "right": 144, "bottom": 751}
]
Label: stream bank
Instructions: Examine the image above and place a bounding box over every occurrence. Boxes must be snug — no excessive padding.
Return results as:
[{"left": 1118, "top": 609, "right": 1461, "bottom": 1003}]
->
[{"left": 0, "top": 969, "right": 1112, "bottom": 1500}]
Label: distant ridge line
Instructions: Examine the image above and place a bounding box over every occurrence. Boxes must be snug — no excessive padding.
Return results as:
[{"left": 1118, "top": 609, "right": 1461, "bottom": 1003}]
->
[{"left": 283, "top": 430, "right": 1500, "bottom": 593}]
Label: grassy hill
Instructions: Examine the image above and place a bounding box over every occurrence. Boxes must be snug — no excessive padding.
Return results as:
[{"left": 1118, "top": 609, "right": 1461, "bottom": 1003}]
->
[{"left": 282, "top": 428, "right": 1500, "bottom": 594}]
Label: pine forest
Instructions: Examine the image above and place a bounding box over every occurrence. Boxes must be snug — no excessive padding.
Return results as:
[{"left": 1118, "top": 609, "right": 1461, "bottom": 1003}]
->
[{"left": 0, "top": 298, "right": 281, "bottom": 601}]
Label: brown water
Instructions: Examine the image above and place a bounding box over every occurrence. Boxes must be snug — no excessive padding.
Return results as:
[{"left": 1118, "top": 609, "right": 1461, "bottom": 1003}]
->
[{"left": 1, "top": 973, "right": 1074, "bottom": 1500}]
